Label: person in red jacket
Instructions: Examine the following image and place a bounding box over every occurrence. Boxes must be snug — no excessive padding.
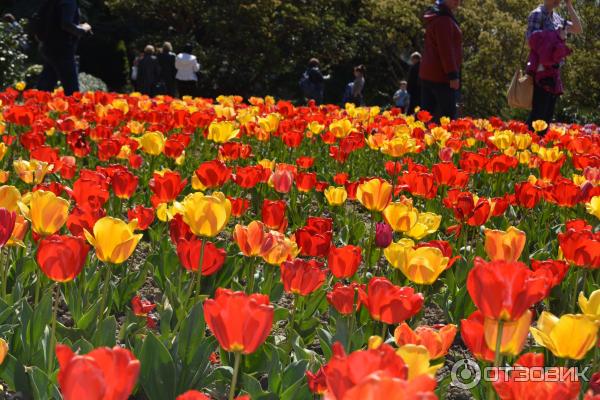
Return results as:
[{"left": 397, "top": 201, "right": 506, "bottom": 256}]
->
[{"left": 419, "top": 0, "right": 462, "bottom": 122}]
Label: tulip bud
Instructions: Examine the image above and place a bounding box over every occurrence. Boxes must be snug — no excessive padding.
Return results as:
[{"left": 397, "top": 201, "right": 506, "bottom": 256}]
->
[{"left": 375, "top": 223, "right": 393, "bottom": 248}]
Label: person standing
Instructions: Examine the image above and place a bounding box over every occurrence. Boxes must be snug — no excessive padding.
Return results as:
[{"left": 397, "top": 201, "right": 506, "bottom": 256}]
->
[
  {"left": 175, "top": 43, "right": 200, "bottom": 98},
  {"left": 393, "top": 81, "right": 410, "bottom": 112},
  {"left": 36, "top": 0, "right": 92, "bottom": 95},
  {"left": 300, "top": 58, "right": 330, "bottom": 105},
  {"left": 419, "top": 0, "right": 462, "bottom": 122},
  {"left": 136, "top": 45, "right": 161, "bottom": 96},
  {"left": 526, "top": 0, "right": 582, "bottom": 133},
  {"left": 157, "top": 42, "right": 177, "bottom": 97},
  {"left": 406, "top": 52, "right": 422, "bottom": 113}
]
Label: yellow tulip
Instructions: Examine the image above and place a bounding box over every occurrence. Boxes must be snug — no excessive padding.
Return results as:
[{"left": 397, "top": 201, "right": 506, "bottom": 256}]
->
[
  {"left": 258, "top": 114, "right": 281, "bottom": 133},
  {"left": 380, "top": 136, "right": 419, "bottom": 158},
  {"left": 489, "top": 130, "right": 514, "bottom": 150},
  {"left": 586, "top": 196, "right": 600, "bottom": 219},
  {"left": 405, "top": 212, "right": 441, "bottom": 240},
  {"left": 579, "top": 290, "right": 600, "bottom": 321},
  {"left": 84, "top": 217, "right": 142, "bottom": 264},
  {"left": 207, "top": 121, "right": 239, "bottom": 143},
  {"left": 307, "top": 121, "right": 324, "bottom": 136},
  {"left": 356, "top": 178, "right": 392, "bottom": 212},
  {"left": 13, "top": 159, "right": 53, "bottom": 184},
  {"left": 484, "top": 310, "right": 531, "bottom": 356},
  {"left": 384, "top": 239, "right": 415, "bottom": 271},
  {"left": 0, "top": 170, "right": 8, "bottom": 184},
  {"left": 532, "top": 120, "right": 548, "bottom": 132},
  {"left": 368, "top": 335, "right": 384, "bottom": 350},
  {"left": 396, "top": 345, "right": 443, "bottom": 380},
  {"left": 514, "top": 133, "right": 532, "bottom": 150},
  {"left": 484, "top": 226, "right": 526, "bottom": 262},
  {"left": 517, "top": 150, "right": 531, "bottom": 165},
  {"left": 536, "top": 146, "right": 563, "bottom": 162},
  {"left": 383, "top": 201, "right": 418, "bottom": 232},
  {"left": 0, "top": 338, "right": 8, "bottom": 365},
  {"left": 324, "top": 186, "right": 348, "bottom": 206},
  {"left": 15, "top": 81, "right": 26, "bottom": 91},
  {"left": 329, "top": 119, "right": 353, "bottom": 139},
  {"left": 0, "top": 143, "right": 6, "bottom": 162},
  {"left": 0, "top": 185, "right": 21, "bottom": 212},
  {"left": 181, "top": 192, "right": 232, "bottom": 237},
  {"left": 389, "top": 245, "right": 449, "bottom": 285},
  {"left": 139, "top": 131, "right": 165, "bottom": 156},
  {"left": 28, "top": 190, "right": 69, "bottom": 236},
  {"left": 530, "top": 312, "right": 598, "bottom": 360},
  {"left": 430, "top": 127, "right": 451, "bottom": 146}
]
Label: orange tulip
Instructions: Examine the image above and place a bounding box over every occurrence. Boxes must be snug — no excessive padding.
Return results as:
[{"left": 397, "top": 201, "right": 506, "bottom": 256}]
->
[
  {"left": 483, "top": 310, "right": 532, "bottom": 356},
  {"left": 233, "top": 221, "right": 267, "bottom": 257},
  {"left": 394, "top": 323, "right": 457, "bottom": 359},
  {"left": 484, "top": 226, "right": 526, "bottom": 262}
]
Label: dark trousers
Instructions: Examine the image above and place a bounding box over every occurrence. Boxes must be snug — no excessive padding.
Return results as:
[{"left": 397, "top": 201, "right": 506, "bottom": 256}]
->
[
  {"left": 37, "top": 44, "right": 79, "bottom": 96},
  {"left": 527, "top": 83, "right": 558, "bottom": 134},
  {"left": 421, "top": 80, "right": 458, "bottom": 122},
  {"left": 177, "top": 80, "right": 197, "bottom": 98}
]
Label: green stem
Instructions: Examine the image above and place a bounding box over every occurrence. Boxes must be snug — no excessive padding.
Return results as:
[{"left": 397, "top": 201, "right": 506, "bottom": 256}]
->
[
  {"left": 0, "top": 247, "right": 6, "bottom": 298},
  {"left": 572, "top": 268, "right": 582, "bottom": 313},
  {"left": 381, "top": 322, "right": 388, "bottom": 339},
  {"left": 365, "top": 212, "right": 377, "bottom": 273},
  {"left": 494, "top": 320, "right": 505, "bottom": 367},
  {"left": 247, "top": 259, "right": 257, "bottom": 294},
  {"left": 229, "top": 352, "right": 242, "bottom": 400},
  {"left": 99, "top": 264, "right": 112, "bottom": 320},
  {"left": 347, "top": 314, "right": 355, "bottom": 351},
  {"left": 48, "top": 283, "right": 60, "bottom": 374},
  {"left": 192, "top": 239, "right": 207, "bottom": 306}
]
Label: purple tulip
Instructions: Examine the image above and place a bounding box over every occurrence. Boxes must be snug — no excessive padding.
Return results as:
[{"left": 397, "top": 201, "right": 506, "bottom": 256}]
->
[{"left": 375, "top": 222, "right": 393, "bottom": 248}]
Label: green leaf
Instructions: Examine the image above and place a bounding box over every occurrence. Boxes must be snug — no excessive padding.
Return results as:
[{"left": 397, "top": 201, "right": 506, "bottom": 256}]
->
[
  {"left": 176, "top": 302, "right": 205, "bottom": 366},
  {"left": 0, "top": 353, "right": 31, "bottom": 394},
  {"left": 26, "top": 295, "right": 51, "bottom": 352},
  {"left": 241, "top": 373, "right": 265, "bottom": 398},
  {"left": 317, "top": 328, "right": 332, "bottom": 360},
  {"left": 92, "top": 316, "right": 117, "bottom": 347},
  {"left": 138, "top": 333, "right": 177, "bottom": 400},
  {"left": 28, "top": 366, "right": 60, "bottom": 400},
  {"left": 75, "top": 301, "right": 101, "bottom": 331}
]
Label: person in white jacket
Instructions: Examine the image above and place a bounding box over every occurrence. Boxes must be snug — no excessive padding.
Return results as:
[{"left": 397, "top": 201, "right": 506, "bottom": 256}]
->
[{"left": 175, "top": 43, "right": 200, "bottom": 98}]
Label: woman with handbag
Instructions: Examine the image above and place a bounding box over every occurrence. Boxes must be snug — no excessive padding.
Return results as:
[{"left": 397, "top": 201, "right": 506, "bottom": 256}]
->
[{"left": 525, "top": 0, "right": 582, "bottom": 134}]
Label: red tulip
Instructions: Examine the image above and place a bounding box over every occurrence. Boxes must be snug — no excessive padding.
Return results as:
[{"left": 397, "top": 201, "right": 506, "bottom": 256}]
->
[
  {"left": 296, "top": 156, "right": 315, "bottom": 169},
  {"left": 176, "top": 238, "right": 226, "bottom": 276},
  {"left": 112, "top": 169, "right": 138, "bottom": 200},
  {"left": 261, "top": 199, "right": 287, "bottom": 231},
  {"left": 176, "top": 391, "right": 210, "bottom": 400},
  {"left": 36, "top": 234, "right": 89, "bottom": 282},
  {"left": 234, "top": 165, "right": 263, "bottom": 189},
  {"left": 195, "top": 160, "right": 232, "bottom": 188},
  {"left": 204, "top": 288, "right": 274, "bottom": 354},
  {"left": 558, "top": 221, "right": 600, "bottom": 269},
  {"left": 306, "top": 367, "right": 327, "bottom": 395},
  {"left": 327, "top": 245, "right": 362, "bottom": 278},
  {"left": 360, "top": 277, "right": 424, "bottom": 324},
  {"left": 326, "top": 282, "right": 363, "bottom": 315},
  {"left": 228, "top": 197, "right": 250, "bottom": 217},
  {"left": 0, "top": 208, "right": 16, "bottom": 248},
  {"left": 295, "top": 172, "right": 317, "bottom": 192},
  {"left": 127, "top": 205, "right": 155, "bottom": 230},
  {"left": 322, "top": 342, "right": 408, "bottom": 400},
  {"left": 270, "top": 168, "right": 294, "bottom": 193},
  {"left": 460, "top": 310, "right": 495, "bottom": 362},
  {"left": 466, "top": 257, "right": 552, "bottom": 320},
  {"left": 131, "top": 296, "right": 155, "bottom": 316},
  {"left": 149, "top": 170, "right": 187, "bottom": 208},
  {"left": 56, "top": 344, "right": 140, "bottom": 400},
  {"left": 72, "top": 177, "right": 110, "bottom": 210},
  {"left": 169, "top": 214, "right": 194, "bottom": 245},
  {"left": 514, "top": 182, "right": 542, "bottom": 209},
  {"left": 67, "top": 205, "right": 106, "bottom": 237},
  {"left": 280, "top": 258, "right": 326, "bottom": 296},
  {"left": 530, "top": 259, "right": 569, "bottom": 289}
]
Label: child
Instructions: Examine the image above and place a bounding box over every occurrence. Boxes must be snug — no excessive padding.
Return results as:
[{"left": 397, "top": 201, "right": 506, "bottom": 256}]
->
[{"left": 393, "top": 81, "right": 410, "bottom": 112}]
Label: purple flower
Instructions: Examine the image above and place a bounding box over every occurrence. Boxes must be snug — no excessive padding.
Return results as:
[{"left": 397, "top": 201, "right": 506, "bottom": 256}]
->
[{"left": 375, "top": 222, "right": 393, "bottom": 248}]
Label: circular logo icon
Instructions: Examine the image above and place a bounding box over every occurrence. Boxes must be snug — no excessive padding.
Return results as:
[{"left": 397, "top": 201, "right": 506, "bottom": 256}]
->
[{"left": 451, "top": 359, "right": 481, "bottom": 390}]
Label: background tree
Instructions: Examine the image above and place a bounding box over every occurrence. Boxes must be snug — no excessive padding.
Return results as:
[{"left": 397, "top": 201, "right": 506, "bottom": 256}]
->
[{"left": 1, "top": 0, "right": 598, "bottom": 122}]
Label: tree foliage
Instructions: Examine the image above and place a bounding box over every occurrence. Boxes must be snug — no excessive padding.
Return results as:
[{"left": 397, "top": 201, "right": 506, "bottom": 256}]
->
[
  {"left": 2, "top": 0, "right": 599, "bottom": 121},
  {"left": 0, "top": 20, "right": 29, "bottom": 88}
]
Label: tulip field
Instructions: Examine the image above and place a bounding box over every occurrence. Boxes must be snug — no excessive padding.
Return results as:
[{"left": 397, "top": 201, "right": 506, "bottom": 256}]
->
[{"left": 0, "top": 88, "right": 599, "bottom": 400}]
